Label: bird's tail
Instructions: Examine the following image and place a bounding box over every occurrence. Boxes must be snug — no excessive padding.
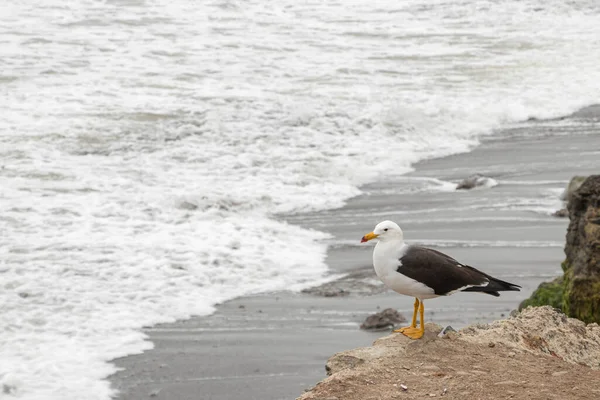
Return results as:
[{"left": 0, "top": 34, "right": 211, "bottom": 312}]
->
[{"left": 461, "top": 276, "right": 521, "bottom": 297}]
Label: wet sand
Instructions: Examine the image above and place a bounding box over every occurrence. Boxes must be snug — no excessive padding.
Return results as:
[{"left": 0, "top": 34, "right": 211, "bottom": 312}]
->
[{"left": 110, "top": 111, "right": 600, "bottom": 400}]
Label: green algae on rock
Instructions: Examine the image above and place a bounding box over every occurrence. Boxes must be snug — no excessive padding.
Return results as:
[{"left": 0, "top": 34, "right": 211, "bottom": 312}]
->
[{"left": 519, "top": 276, "right": 564, "bottom": 310}]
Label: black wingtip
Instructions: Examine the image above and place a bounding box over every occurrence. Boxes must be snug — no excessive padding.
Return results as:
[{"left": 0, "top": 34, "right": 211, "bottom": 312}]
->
[{"left": 491, "top": 278, "right": 521, "bottom": 292}]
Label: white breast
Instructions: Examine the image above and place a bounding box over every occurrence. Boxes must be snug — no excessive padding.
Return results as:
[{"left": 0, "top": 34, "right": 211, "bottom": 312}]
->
[{"left": 373, "top": 240, "right": 437, "bottom": 299}]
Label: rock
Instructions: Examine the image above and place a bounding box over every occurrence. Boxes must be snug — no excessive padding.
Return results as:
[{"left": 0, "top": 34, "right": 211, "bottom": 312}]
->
[
  {"left": 562, "top": 175, "right": 600, "bottom": 323},
  {"left": 437, "top": 325, "right": 456, "bottom": 337},
  {"left": 553, "top": 208, "right": 569, "bottom": 218},
  {"left": 325, "top": 355, "right": 363, "bottom": 375},
  {"left": 360, "top": 308, "right": 406, "bottom": 331},
  {"left": 560, "top": 176, "right": 587, "bottom": 203},
  {"left": 461, "top": 306, "right": 600, "bottom": 368},
  {"left": 325, "top": 347, "right": 389, "bottom": 375},
  {"left": 297, "top": 308, "right": 600, "bottom": 400},
  {"left": 456, "top": 174, "right": 498, "bottom": 190},
  {"left": 520, "top": 175, "right": 600, "bottom": 323}
]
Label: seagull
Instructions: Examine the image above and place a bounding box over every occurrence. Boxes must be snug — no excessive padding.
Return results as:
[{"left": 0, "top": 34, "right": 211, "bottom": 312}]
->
[{"left": 361, "top": 220, "right": 521, "bottom": 339}]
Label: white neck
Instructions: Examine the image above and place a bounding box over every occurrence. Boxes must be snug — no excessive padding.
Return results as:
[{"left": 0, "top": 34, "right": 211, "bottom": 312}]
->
[{"left": 374, "top": 238, "right": 405, "bottom": 266}]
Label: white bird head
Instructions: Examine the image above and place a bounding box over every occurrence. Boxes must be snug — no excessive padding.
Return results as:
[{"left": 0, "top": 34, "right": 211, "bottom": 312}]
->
[{"left": 361, "top": 220, "right": 404, "bottom": 243}]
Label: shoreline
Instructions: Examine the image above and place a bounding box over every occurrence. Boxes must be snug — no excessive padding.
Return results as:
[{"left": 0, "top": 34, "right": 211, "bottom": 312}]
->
[{"left": 109, "top": 109, "right": 600, "bottom": 400}]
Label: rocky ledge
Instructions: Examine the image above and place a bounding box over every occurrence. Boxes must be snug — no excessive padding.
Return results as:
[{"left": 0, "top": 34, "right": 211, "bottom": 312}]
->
[{"left": 298, "top": 306, "right": 600, "bottom": 400}]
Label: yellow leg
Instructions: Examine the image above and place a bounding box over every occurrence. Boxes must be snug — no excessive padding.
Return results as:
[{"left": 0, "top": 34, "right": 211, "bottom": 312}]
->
[
  {"left": 411, "top": 298, "right": 419, "bottom": 328},
  {"left": 396, "top": 300, "right": 425, "bottom": 339},
  {"left": 393, "top": 298, "right": 419, "bottom": 333}
]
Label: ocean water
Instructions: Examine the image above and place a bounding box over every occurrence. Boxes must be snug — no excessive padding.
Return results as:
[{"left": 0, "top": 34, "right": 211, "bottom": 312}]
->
[{"left": 1, "top": 0, "right": 600, "bottom": 398}]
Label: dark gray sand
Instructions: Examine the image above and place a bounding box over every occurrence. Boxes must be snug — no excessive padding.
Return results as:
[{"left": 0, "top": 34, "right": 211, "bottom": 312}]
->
[{"left": 110, "top": 111, "right": 600, "bottom": 400}]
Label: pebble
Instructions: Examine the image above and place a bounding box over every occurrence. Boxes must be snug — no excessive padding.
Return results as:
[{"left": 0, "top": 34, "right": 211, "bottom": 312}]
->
[
  {"left": 400, "top": 384, "right": 408, "bottom": 391},
  {"left": 507, "top": 352, "right": 516, "bottom": 358},
  {"left": 438, "top": 325, "right": 456, "bottom": 336},
  {"left": 552, "top": 371, "right": 568, "bottom": 377},
  {"left": 488, "top": 342, "right": 495, "bottom": 348}
]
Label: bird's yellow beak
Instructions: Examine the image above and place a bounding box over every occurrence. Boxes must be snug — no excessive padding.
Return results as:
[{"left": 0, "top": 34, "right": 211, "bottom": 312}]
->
[{"left": 361, "top": 232, "right": 378, "bottom": 243}]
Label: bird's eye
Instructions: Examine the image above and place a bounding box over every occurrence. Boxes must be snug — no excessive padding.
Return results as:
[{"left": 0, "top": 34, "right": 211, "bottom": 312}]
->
[{"left": 384, "top": 228, "right": 388, "bottom": 232}]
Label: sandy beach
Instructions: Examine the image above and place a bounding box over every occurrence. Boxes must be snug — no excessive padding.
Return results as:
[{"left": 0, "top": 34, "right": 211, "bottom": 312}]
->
[{"left": 110, "top": 109, "right": 600, "bottom": 400}]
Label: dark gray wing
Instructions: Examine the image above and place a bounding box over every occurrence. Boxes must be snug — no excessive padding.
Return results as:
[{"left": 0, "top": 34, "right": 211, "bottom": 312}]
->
[{"left": 398, "top": 246, "right": 520, "bottom": 296}]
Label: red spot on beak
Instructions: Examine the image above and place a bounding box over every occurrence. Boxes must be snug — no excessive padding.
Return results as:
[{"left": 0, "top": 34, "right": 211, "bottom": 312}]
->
[{"left": 361, "top": 236, "right": 368, "bottom": 243}]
